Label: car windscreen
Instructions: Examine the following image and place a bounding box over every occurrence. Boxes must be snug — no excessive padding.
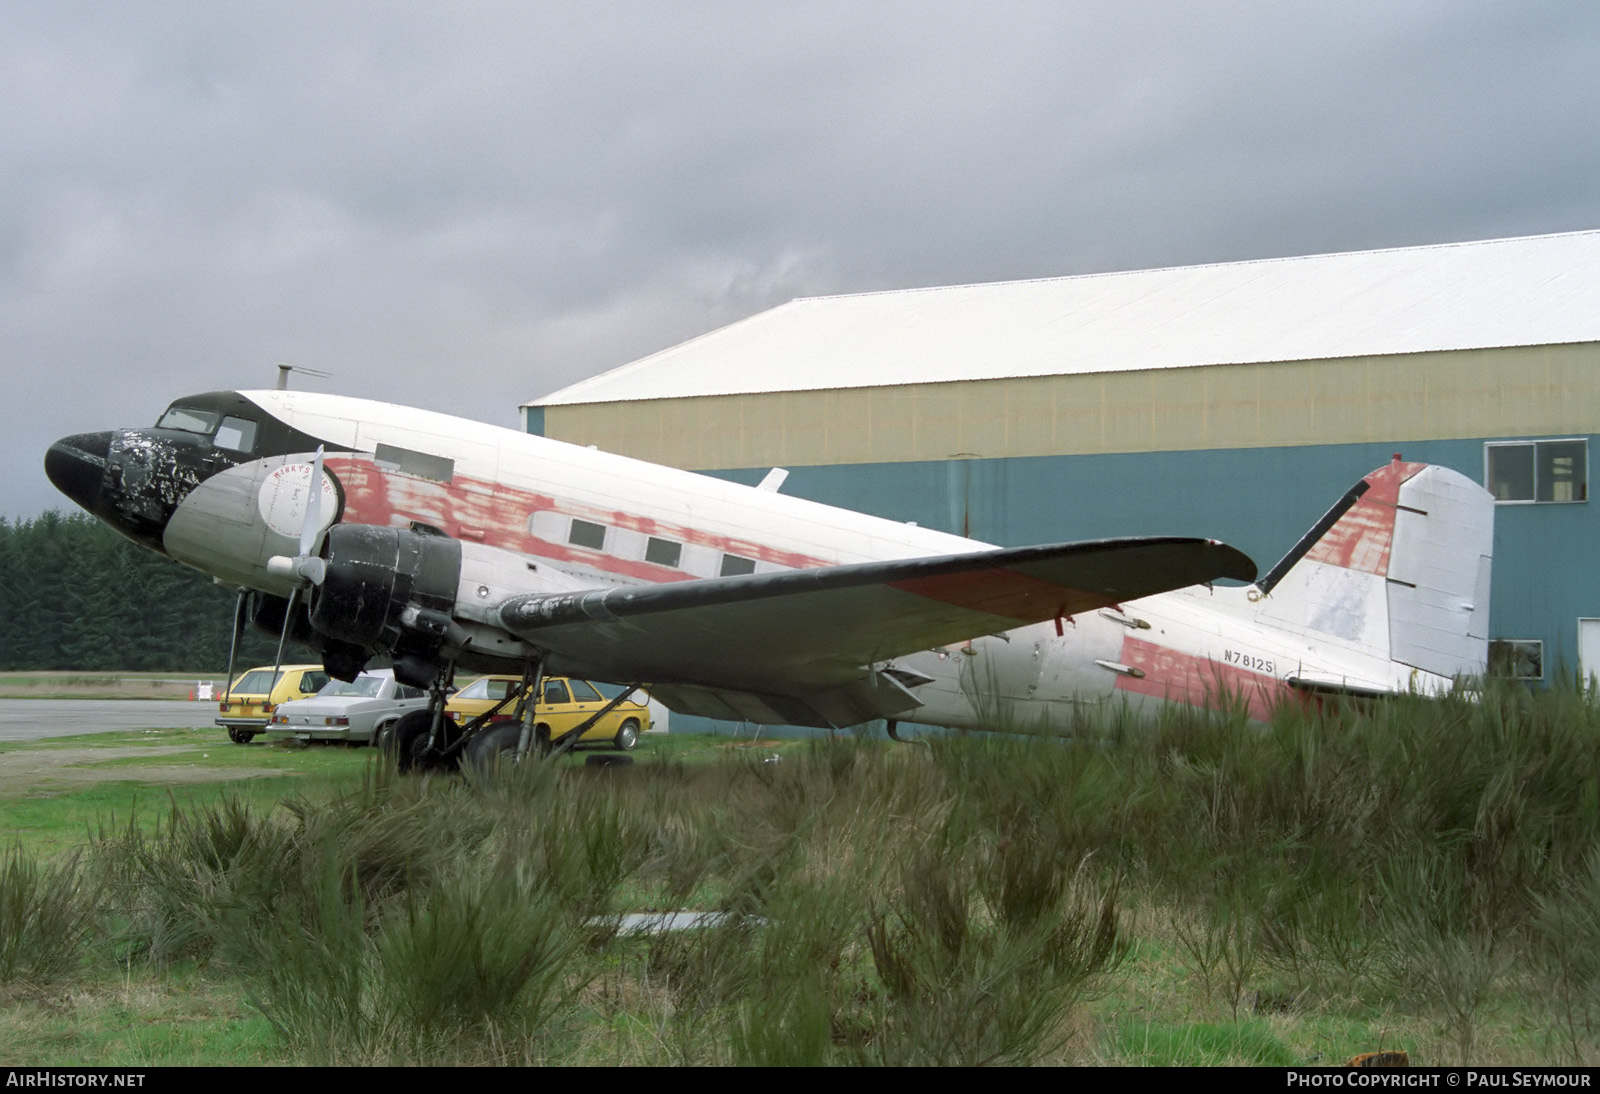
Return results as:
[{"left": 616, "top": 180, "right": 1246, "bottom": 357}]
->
[{"left": 317, "top": 677, "right": 385, "bottom": 698}]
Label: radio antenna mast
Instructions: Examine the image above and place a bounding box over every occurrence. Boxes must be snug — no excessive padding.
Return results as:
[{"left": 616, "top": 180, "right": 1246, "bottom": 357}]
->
[{"left": 276, "top": 363, "right": 333, "bottom": 390}]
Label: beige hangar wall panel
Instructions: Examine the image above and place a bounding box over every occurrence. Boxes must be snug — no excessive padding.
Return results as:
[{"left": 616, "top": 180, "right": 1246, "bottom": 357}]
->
[{"left": 541, "top": 342, "right": 1600, "bottom": 470}]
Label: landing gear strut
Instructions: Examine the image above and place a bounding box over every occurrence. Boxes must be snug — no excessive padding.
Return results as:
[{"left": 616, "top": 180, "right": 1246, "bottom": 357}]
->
[{"left": 384, "top": 661, "right": 460, "bottom": 772}]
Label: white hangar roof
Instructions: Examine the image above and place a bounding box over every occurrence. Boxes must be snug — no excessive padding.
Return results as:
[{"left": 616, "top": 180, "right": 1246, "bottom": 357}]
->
[{"left": 531, "top": 230, "right": 1600, "bottom": 407}]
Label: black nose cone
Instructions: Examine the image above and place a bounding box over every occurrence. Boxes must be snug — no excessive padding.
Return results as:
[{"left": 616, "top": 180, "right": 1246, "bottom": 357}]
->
[{"left": 45, "top": 432, "right": 111, "bottom": 514}]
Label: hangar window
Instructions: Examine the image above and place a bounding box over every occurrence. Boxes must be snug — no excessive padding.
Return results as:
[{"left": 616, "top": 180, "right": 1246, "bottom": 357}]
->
[
  {"left": 1488, "top": 639, "right": 1544, "bottom": 681},
  {"left": 720, "top": 553, "right": 756, "bottom": 577},
  {"left": 568, "top": 519, "right": 607, "bottom": 551},
  {"left": 645, "top": 537, "right": 682, "bottom": 568},
  {"left": 1485, "top": 439, "right": 1587, "bottom": 503}
]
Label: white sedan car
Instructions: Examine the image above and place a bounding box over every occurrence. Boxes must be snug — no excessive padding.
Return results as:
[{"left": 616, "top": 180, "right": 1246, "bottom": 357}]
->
[{"left": 264, "top": 669, "right": 429, "bottom": 744}]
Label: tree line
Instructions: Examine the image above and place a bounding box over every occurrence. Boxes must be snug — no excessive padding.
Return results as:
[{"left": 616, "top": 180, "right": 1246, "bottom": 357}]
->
[{"left": 0, "top": 511, "right": 287, "bottom": 671}]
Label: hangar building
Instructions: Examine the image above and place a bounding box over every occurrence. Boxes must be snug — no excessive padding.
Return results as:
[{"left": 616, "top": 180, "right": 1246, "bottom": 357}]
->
[{"left": 523, "top": 230, "right": 1600, "bottom": 688}]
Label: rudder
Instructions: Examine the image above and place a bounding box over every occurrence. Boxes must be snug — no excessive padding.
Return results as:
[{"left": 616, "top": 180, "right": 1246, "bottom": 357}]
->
[{"left": 1256, "top": 457, "right": 1493, "bottom": 679}]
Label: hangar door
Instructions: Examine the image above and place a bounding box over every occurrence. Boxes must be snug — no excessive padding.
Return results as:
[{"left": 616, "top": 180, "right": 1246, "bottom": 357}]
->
[{"left": 1580, "top": 618, "right": 1600, "bottom": 690}]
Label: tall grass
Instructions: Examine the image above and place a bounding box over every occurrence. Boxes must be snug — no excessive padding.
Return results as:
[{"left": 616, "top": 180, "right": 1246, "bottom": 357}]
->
[
  {"left": 0, "top": 845, "right": 99, "bottom": 985},
  {"left": 12, "top": 681, "right": 1600, "bottom": 1064}
]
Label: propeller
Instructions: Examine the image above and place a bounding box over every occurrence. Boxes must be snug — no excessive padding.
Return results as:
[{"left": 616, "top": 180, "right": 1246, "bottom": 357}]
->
[
  {"left": 265, "top": 446, "right": 330, "bottom": 587},
  {"left": 264, "top": 447, "right": 333, "bottom": 692}
]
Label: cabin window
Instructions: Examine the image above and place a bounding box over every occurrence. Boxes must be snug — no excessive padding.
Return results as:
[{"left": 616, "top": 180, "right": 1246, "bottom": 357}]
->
[
  {"left": 375, "top": 443, "right": 455, "bottom": 484},
  {"left": 645, "top": 537, "right": 682, "bottom": 567},
  {"left": 568, "top": 519, "right": 607, "bottom": 550},
  {"left": 543, "top": 679, "right": 571, "bottom": 705},
  {"left": 214, "top": 416, "right": 258, "bottom": 454},
  {"left": 1485, "top": 439, "right": 1587, "bottom": 503},
  {"left": 1488, "top": 639, "right": 1544, "bottom": 681},
  {"left": 720, "top": 553, "right": 756, "bottom": 577},
  {"left": 568, "top": 680, "right": 602, "bottom": 701}
]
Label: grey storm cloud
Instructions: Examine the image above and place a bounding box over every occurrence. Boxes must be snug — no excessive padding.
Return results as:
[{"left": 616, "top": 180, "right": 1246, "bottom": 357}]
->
[{"left": 6, "top": 0, "right": 1600, "bottom": 518}]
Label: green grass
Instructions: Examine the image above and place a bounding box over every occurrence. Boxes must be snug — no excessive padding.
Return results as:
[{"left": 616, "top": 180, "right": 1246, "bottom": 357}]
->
[
  {"left": 0, "top": 673, "right": 228, "bottom": 700},
  {"left": 0, "top": 967, "right": 282, "bottom": 1066},
  {"left": 1108, "top": 1019, "right": 1298, "bottom": 1066},
  {"left": 5, "top": 689, "right": 1600, "bottom": 1065}
]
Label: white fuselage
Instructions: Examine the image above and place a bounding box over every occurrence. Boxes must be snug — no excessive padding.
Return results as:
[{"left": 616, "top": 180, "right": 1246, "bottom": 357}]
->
[{"left": 158, "top": 390, "right": 1468, "bottom": 733}]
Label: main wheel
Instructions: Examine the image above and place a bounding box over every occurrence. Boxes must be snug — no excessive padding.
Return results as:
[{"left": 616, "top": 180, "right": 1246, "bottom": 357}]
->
[
  {"left": 227, "top": 727, "right": 255, "bottom": 745},
  {"left": 613, "top": 718, "right": 640, "bottom": 751},
  {"left": 463, "top": 722, "right": 524, "bottom": 782},
  {"left": 385, "top": 710, "right": 441, "bottom": 773}
]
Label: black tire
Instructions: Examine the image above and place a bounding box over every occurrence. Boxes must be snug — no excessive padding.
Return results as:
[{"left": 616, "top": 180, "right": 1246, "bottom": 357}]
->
[
  {"left": 614, "top": 718, "right": 640, "bottom": 752},
  {"left": 227, "top": 727, "right": 255, "bottom": 745},
  {"left": 367, "top": 720, "right": 395, "bottom": 750},
  {"left": 463, "top": 721, "right": 525, "bottom": 781},
  {"left": 385, "top": 710, "right": 437, "bottom": 773}
]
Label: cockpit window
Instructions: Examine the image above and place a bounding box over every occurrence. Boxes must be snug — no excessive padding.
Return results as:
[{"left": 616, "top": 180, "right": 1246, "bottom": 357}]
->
[
  {"left": 215, "top": 416, "right": 258, "bottom": 453},
  {"left": 157, "top": 406, "right": 220, "bottom": 434}
]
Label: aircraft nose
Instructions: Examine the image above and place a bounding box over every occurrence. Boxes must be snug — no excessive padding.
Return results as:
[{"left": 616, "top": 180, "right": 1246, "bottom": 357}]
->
[{"left": 44, "top": 431, "right": 112, "bottom": 513}]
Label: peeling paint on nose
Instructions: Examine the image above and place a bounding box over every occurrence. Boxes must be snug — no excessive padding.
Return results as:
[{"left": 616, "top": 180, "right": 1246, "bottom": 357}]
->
[{"left": 46, "top": 427, "right": 216, "bottom": 553}]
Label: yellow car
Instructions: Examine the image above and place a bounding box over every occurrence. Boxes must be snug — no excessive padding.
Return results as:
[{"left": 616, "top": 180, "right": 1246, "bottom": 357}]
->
[
  {"left": 217, "top": 664, "right": 331, "bottom": 744},
  {"left": 445, "top": 675, "right": 650, "bottom": 751}
]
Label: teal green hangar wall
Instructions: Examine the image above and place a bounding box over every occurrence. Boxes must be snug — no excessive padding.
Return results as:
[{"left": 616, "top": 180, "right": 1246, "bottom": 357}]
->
[{"left": 697, "top": 438, "right": 1599, "bottom": 685}]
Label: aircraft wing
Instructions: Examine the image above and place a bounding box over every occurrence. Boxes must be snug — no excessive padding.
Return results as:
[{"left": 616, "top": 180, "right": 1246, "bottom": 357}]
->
[{"left": 496, "top": 537, "right": 1255, "bottom": 726}]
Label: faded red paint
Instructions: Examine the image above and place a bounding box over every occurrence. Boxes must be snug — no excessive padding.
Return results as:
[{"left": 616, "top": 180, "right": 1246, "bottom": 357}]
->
[
  {"left": 889, "top": 569, "right": 1102, "bottom": 623},
  {"left": 1112, "top": 635, "right": 1294, "bottom": 720},
  {"left": 1302, "top": 460, "right": 1426, "bottom": 576},
  {"left": 323, "top": 455, "right": 833, "bottom": 583}
]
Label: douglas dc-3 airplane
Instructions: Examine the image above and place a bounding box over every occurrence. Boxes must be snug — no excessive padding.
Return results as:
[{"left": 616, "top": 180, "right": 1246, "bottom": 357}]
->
[{"left": 45, "top": 389, "right": 1493, "bottom": 767}]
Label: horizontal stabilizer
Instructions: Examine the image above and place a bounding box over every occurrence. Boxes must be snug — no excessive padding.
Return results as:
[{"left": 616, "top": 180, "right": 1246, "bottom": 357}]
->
[{"left": 498, "top": 537, "right": 1256, "bottom": 707}]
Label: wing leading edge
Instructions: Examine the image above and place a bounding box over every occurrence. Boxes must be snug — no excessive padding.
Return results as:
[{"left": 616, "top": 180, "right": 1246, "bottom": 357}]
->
[{"left": 496, "top": 536, "right": 1256, "bottom": 726}]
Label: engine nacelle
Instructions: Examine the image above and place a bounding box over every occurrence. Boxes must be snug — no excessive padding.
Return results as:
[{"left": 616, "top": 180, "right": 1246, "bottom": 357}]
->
[
  {"left": 308, "top": 524, "right": 462, "bottom": 685},
  {"left": 304, "top": 523, "right": 596, "bottom": 687}
]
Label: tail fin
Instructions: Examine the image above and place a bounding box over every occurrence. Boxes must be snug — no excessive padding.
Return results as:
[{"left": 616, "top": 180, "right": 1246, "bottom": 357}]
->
[{"left": 1256, "top": 457, "right": 1493, "bottom": 678}]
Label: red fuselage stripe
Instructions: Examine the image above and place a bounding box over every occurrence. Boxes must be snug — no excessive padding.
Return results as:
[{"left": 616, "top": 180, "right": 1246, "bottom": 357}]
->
[{"left": 325, "top": 455, "right": 833, "bottom": 584}]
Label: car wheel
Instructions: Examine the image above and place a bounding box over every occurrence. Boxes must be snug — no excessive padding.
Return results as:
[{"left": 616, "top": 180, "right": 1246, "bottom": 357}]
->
[
  {"left": 227, "top": 727, "right": 254, "bottom": 745},
  {"left": 614, "top": 719, "right": 640, "bottom": 751}
]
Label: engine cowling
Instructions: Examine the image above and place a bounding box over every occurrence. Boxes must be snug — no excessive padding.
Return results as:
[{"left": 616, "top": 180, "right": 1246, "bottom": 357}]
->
[{"left": 308, "top": 524, "right": 462, "bottom": 686}]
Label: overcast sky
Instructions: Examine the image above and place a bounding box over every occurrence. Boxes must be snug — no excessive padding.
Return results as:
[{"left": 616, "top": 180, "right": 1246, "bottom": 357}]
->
[{"left": 6, "top": 0, "right": 1600, "bottom": 519}]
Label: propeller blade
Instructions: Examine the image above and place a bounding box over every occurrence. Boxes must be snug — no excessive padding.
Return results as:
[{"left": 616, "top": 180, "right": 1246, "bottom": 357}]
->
[
  {"left": 298, "top": 446, "right": 325, "bottom": 560},
  {"left": 265, "top": 447, "right": 331, "bottom": 588}
]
